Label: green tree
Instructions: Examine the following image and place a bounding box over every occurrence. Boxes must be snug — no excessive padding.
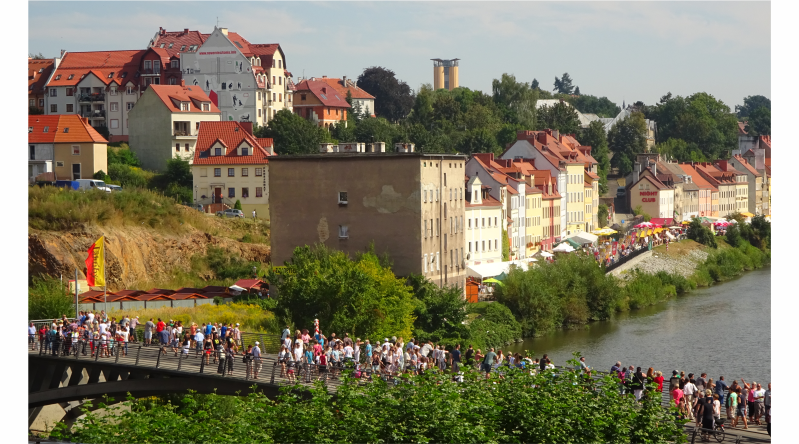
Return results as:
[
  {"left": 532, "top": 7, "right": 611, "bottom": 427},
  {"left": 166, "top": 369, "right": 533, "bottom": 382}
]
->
[
  {"left": 357, "top": 67, "right": 414, "bottom": 122},
  {"left": 269, "top": 244, "right": 416, "bottom": 339},
  {"left": 574, "top": 86, "right": 581, "bottom": 96},
  {"left": 29, "top": 52, "right": 47, "bottom": 59},
  {"left": 608, "top": 111, "right": 647, "bottom": 176},
  {"left": 406, "top": 274, "right": 467, "bottom": 339},
  {"left": 408, "top": 84, "right": 435, "bottom": 127},
  {"left": 233, "top": 199, "right": 242, "bottom": 210},
  {"left": 165, "top": 157, "right": 192, "bottom": 188},
  {"left": 553, "top": 72, "right": 574, "bottom": 94},
  {"left": 580, "top": 120, "right": 610, "bottom": 194},
  {"left": 597, "top": 204, "right": 609, "bottom": 228},
  {"left": 29, "top": 275, "right": 75, "bottom": 320},
  {"left": 735, "top": 95, "right": 770, "bottom": 118},
  {"left": 649, "top": 92, "right": 738, "bottom": 161},
  {"left": 330, "top": 120, "right": 356, "bottom": 143},
  {"left": 531, "top": 78, "right": 540, "bottom": 90},
  {"left": 107, "top": 145, "right": 141, "bottom": 167},
  {"left": 354, "top": 117, "right": 396, "bottom": 144},
  {"left": 687, "top": 218, "right": 717, "bottom": 248},
  {"left": 656, "top": 138, "right": 705, "bottom": 162},
  {"left": 745, "top": 106, "right": 770, "bottom": 136},
  {"left": 537, "top": 101, "right": 580, "bottom": 135},
  {"left": 568, "top": 94, "right": 620, "bottom": 118},
  {"left": 261, "top": 109, "right": 329, "bottom": 155},
  {"left": 502, "top": 228, "right": 510, "bottom": 261},
  {"left": 29, "top": 106, "right": 44, "bottom": 115},
  {"left": 492, "top": 73, "right": 538, "bottom": 129}
]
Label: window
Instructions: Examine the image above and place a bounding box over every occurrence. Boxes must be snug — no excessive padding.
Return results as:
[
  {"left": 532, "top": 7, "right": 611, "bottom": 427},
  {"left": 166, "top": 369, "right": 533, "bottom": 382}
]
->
[
  {"left": 254, "top": 187, "right": 262, "bottom": 198},
  {"left": 181, "top": 102, "right": 190, "bottom": 111},
  {"left": 171, "top": 60, "right": 179, "bottom": 68},
  {"left": 242, "top": 168, "right": 249, "bottom": 177},
  {"left": 338, "top": 191, "right": 348, "bottom": 204},
  {"left": 424, "top": 189, "right": 427, "bottom": 202},
  {"left": 39, "top": 99, "right": 44, "bottom": 107},
  {"left": 127, "top": 87, "right": 134, "bottom": 94},
  {"left": 72, "top": 145, "right": 80, "bottom": 155},
  {"left": 127, "top": 102, "right": 134, "bottom": 110},
  {"left": 201, "top": 168, "right": 207, "bottom": 177},
  {"left": 222, "top": 82, "right": 226, "bottom": 90},
  {"left": 225, "top": 188, "right": 234, "bottom": 198},
  {"left": 49, "top": 88, "right": 57, "bottom": 97},
  {"left": 29, "top": 99, "right": 34, "bottom": 107},
  {"left": 66, "top": 88, "right": 74, "bottom": 96},
  {"left": 436, "top": 252, "right": 440, "bottom": 271},
  {"left": 176, "top": 144, "right": 180, "bottom": 152},
  {"left": 110, "top": 102, "right": 118, "bottom": 112},
  {"left": 300, "top": 94, "right": 306, "bottom": 101},
  {"left": 228, "top": 168, "right": 235, "bottom": 177},
  {"left": 56, "top": 161, "right": 64, "bottom": 167},
  {"left": 339, "top": 225, "right": 349, "bottom": 239},
  {"left": 242, "top": 187, "right": 249, "bottom": 198},
  {"left": 215, "top": 148, "right": 222, "bottom": 156},
  {"left": 50, "top": 104, "right": 57, "bottom": 113},
  {"left": 214, "top": 168, "right": 221, "bottom": 177},
  {"left": 66, "top": 104, "right": 74, "bottom": 113},
  {"left": 110, "top": 119, "right": 119, "bottom": 129},
  {"left": 202, "top": 103, "right": 210, "bottom": 111},
  {"left": 185, "top": 144, "right": 189, "bottom": 152},
  {"left": 255, "top": 168, "right": 263, "bottom": 176},
  {"left": 241, "top": 147, "right": 249, "bottom": 156},
  {"left": 144, "top": 60, "right": 151, "bottom": 71}
]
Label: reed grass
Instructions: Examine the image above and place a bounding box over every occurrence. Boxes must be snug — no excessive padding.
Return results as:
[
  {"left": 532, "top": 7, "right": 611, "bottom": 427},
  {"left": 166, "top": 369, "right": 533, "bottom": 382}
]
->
[{"left": 108, "top": 303, "right": 280, "bottom": 333}]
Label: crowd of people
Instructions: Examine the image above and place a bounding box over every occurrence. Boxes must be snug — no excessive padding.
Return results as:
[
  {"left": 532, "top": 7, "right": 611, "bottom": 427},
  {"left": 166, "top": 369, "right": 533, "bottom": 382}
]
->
[{"left": 30, "top": 315, "right": 771, "bottom": 438}]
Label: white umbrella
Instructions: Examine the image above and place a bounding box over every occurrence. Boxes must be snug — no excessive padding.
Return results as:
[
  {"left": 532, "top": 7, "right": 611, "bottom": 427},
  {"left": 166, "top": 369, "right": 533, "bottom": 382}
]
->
[
  {"left": 228, "top": 285, "right": 246, "bottom": 292},
  {"left": 539, "top": 251, "right": 554, "bottom": 258}
]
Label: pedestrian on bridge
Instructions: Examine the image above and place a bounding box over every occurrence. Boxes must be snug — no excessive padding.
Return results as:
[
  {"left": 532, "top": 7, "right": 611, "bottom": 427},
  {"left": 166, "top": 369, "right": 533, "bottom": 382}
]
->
[{"left": 252, "top": 341, "right": 262, "bottom": 379}]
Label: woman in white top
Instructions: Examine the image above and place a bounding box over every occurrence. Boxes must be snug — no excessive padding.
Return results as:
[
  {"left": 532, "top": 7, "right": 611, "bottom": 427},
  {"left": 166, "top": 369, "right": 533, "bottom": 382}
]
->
[
  {"left": 118, "top": 327, "right": 130, "bottom": 357},
  {"left": 353, "top": 339, "right": 361, "bottom": 364},
  {"left": 394, "top": 347, "right": 403, "bottom": 373},
  {"left": 278, "top": 345, "right": 290, "bottom": 377}
]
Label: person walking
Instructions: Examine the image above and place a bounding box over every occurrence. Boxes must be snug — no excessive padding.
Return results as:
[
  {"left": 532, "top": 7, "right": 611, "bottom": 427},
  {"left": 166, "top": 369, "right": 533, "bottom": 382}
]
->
[
  {"left": 696, "top": 389, "right": 715, "bottom": 442},
  {"left": 252, "top": 341, "right": 262, "bottom": 379},
  {"left": 144, "top": 318, "right": 155, "bottom": 346},
  {"left": 683, "top": 377, "right": 698, "bottom": 420},
  {"left": 714, "top": 376, "right": 728, "bottom": 407},
  {"left": 726, "top": 385, "right": 738, "bottom": 424},
  {"left": 753, "top": 383, "right": 766, "bottom": 425},
  {"left": 244, "top": 345, "right": 254, "bottom": 379},
  {"left": 451, "top": 344, "right": 462, "bottom": 374},
  {"left": 482, "top": 348, "right": 497, "bottom": 379},
  {"left": 735, "top": 387, "right": 749, "bottom": 430}
]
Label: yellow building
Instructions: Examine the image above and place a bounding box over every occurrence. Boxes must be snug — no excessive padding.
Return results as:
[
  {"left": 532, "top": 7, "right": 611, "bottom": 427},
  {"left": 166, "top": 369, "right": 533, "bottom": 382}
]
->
[
  {"left": 525, "top": 188, "right": 543, "bottom": 256},
  {"left": 432, "top": 58, "right": 459, "bottom": 91},
  {"left": 28, "top": 114, "right": 107, "bottom": 181},
  {"left": 191, "top": 121, "right": 275, "bottom": 217}
]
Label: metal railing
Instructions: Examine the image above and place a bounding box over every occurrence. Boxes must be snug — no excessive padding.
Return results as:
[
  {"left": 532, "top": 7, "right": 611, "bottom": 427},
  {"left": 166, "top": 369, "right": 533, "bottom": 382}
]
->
[
  {"left": 604, "top": 244, "right": 651, "bottom": 273},
  {"left": 78, "top": 93, "right": 105, "bottom": 102}
]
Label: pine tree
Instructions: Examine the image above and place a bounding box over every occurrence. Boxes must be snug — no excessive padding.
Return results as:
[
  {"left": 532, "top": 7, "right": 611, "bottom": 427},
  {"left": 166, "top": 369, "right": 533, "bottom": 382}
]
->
[
  {"left": 531, "top": 78, "right": 540, "bottom": 90},
  {"left": 553, "top": 73, "right": 574, "bottom": 94},
  {"left": 574, "top": 86, "right": 581, "bottom": 96}
]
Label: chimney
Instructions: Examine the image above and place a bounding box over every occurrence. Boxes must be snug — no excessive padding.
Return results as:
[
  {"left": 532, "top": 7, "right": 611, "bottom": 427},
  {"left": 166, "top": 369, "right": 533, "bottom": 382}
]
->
[
  {"left": 322, "top": 75, "right": 327, "bottom": 78},
  {"left": 82, "top": 117, "right": 89, "bottom": 125},
  {"left": 184, "top": 28, "right": 189, "bottom": 34},
  {"left": 160, "top": 27, "right": 164, "bottom": 36},
  {"left": 652, "top": 162, "right": 656, "bottom": 177},
  {"left": 342, "top": 76, "right": 347, "bottom": 85},
  {"left": 239, "top": 121, "right": 253, "bottom": 136},
  {"left": 321, "top": 87, "right": 326, "bottom": 94},
  {"left": 220, "top": 28, "right": 228, "bottom": 36},
  {"left": 180, "top": 79, "right": 185, "bottom": 87},
  {"left": 552, "top": 129, "right": 560, "bottom": 140}
]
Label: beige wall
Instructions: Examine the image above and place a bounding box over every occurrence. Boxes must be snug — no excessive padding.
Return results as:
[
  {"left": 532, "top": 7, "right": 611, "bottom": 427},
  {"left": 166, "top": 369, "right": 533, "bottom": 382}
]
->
[
  {"left": 53, "top": 142, "right": 107, "bottom": 180},
  {"left": 270, "top": 154, "right": 467, "bottom": 288},
  {"left": 525, "top": 192, "right": 543, "bottom": 256},
  {"left": 565, "top": 164, "right": 584, "bottom": 232},
  {"left": 192, "top": 159, "right": 270, "bottom": 217},
  {"left": 465, "top": 205, "right": 502, "bottom": 265}
]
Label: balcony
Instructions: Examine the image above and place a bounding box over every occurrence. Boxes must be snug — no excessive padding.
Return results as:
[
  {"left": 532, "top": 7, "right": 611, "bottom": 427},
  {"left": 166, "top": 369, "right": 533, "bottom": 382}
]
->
[
  {"left": 173, "top": 130, "right": 195, "bottom": 138},
  {"left": 78, "top": 93, "right": 105, "bottom": 102},
  {"left": 142, "top": 68, "right": 161, "bottom": 75},
  {"left": 82, "top": 110, "right": 105, "bottom": 118}
]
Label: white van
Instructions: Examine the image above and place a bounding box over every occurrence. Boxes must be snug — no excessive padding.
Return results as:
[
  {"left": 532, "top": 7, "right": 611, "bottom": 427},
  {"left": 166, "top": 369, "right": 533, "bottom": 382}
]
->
[{"left": 75, "top": 179, "right": 112, "bottom": 193}]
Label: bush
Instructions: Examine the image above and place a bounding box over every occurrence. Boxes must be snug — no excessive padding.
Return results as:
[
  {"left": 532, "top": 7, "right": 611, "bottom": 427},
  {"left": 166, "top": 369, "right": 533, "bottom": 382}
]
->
[
  {"left": 234, "top": 199, "right": 243, "bottom": 210},
  {"left": 29, "top": 276, "right": 75, "bottom": 320},
  {"left": 687, "top": 219, "right": 717, "bottom": 248},
  {"left": 213, "top": 296, "right": 223, "bottom": 306},
  {"left": 107, "top": 163, "right": 150, "bottom": 188}
]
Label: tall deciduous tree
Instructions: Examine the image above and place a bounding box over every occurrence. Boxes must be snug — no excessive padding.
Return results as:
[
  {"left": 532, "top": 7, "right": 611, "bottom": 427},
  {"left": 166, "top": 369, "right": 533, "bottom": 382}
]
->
[
  {"left": 260, "top": 109, "right": 331, "bottom": 155},
  {"left": 356, "top": 67, "right": 414, "bottom": 122},
  {"left": 608, "top": 111, "right": 647, "bottom": 177},
  {"left": 648, "top": 92, "right": 738, "bottom": 161},
  {"left": 580, "top": 121, "right": 611, "bottom": 194},
  {"left": 574, "top": 86, "right": 581, "bottom": 96},
  {"left": 492, "top": 73, "right": 538, "bottom": 129},
  {"left": 354, "top": 117, "right": 397, "bottom": 144},
  {"left": 745, "top": 106, "right": 770, "bottom": 136},
  {"left": 270, "top": 244, "right": 416, "bottom": 339},
  {"left": 537, "top": 101, "right": 580, "bottom": 135},
  {"left": 568, "top": 95, "right": 620, "bottom": 118},
  {"left": 735, "top": 95, "right": 771, "bottom": 118},
  {"left": 553, "top": 72, "right": 574, "bottom": 94},
  {"left": 531, "top": 78, "right": 540, "bottom": 90}
]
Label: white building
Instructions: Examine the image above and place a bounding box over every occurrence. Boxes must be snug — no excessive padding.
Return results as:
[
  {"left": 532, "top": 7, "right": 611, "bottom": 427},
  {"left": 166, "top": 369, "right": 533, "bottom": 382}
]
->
[{"left": 464, "top": 176, "right": 503, "bottom": 266}]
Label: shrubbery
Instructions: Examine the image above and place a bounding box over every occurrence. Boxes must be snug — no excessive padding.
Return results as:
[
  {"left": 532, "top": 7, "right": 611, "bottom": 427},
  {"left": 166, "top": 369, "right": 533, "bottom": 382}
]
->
[
  {"left": 29, "top": 276, "right": 75, "bottom": 320},
  {"left": 687, "top": 218, "right": 717, "bottom": 248}
]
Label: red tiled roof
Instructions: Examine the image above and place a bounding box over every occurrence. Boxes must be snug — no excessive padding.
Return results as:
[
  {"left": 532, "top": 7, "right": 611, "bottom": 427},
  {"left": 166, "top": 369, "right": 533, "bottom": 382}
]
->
[
  {"left": 78, "top": 290, "right": 114, "bottom": 301},
  {"left": 249, "top": 43, "right": 286, "bottom": 69},
  {"left": 315, "top": 77, "right": 375, "bottom": 100},
  {"left": 679, "top": 164, "right": 717, "bottom": 191},
  {"left": 256, "top": 138, "right": 274, "bottom": 148},
  {"left": 193, "top": 121, "right": 273, "bottom": 165},
  {"left": 114, "top": 289, "right": 146, "bottom": 297},
  {"left": 49, "top": 50, "right": 146, "bottom": 87},
  {"left": 147, "top": 84, "right": 220, "bottom": 113},
  {"left": 106, "top": 294, "right": 141, "bottom": 302},
  {"left": 293, "top": 79, "right": 351, "bottom": 108},
  {"left": 150, "top": 28, "right": 206, "bottom": 58},
  {"left": 234, "top": 279, "right": 266, "bottom": 290},
  {"left": 738, "top": 121, "right": 747, "bottom": 135},
  {"left": 466, "top": 193, "right": 503, "bottom": 208},
  {"left": 29, "top": 115, "right": 108, "bottom": 144},
  {"left": 201, "top": 286, "right": 227, "bottom": 293},
  {"left": 29, "top": 58, "right": 55, "bottom": 95},
  {"left": 146, "top": 288, "right": 176, "bottom": 295},
  {"left": 174, "top": 287, "right": 206, "bottom": 294},
  {"left": 170, "top": 292, "right": 209, "bottom": 300}
]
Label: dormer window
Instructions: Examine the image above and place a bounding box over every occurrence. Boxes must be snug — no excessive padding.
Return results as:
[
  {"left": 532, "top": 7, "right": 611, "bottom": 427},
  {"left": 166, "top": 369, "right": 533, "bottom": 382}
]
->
[
  {"left": 160, "top": 43, "right": 165, "bottom": 48},
  {"left": 241, "top": 147, "right": 249, "bottom": 156},
  {"left": 55, "top": 74, "right": 61, "bottom": 80},
  {"left": 180, "top": 45, "right": 186, "bottom": 51},
  {"left": 180, "top": 102, "right": 190, "bottom": 111},
  {"left": 43, "top": 126, "right": 49, "bottom": 132},
  {"left": 202, "top": 103, "right": 210, "bottom": 111},
  {"left": 168, "top": 43, "right": 174, "bottom": 49},
  {"left": 214, "top": 147, "right": 222, "bottom": 156},
  {"left": 38, "top": 68, "right": 43, "bottom": 73},
  {"left": 108, "top": 72, "right": 114, "bottom": 78}
]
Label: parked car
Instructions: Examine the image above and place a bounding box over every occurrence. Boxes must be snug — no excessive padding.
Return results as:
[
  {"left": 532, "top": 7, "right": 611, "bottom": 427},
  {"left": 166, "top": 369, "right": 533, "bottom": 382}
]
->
[
  {"left": 54, "top": 180, "right": 80, "bottom": 190},
  {"left": 75, "top": 179, "right": 112, "bottom": 193},
  {"left": 107, "top": 185, "right": 123, "bottom": 192},
  {"left": 616, "top": 187, "right": 626, "bottom": 198},
  {"left": 216, "top": 209, "right": 244, "bottom": 218}
]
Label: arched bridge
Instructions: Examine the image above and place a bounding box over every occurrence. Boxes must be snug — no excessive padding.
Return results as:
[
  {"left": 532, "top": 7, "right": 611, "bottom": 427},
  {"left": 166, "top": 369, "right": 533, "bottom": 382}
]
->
[{"left": 28, "top": 339, "right": 330, "bottom": 409}]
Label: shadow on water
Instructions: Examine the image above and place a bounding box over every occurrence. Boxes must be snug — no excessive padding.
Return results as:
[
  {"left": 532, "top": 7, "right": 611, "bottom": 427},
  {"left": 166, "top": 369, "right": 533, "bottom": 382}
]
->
[{"left": 504, "top": 267, "right": 771, "bottom": 382}]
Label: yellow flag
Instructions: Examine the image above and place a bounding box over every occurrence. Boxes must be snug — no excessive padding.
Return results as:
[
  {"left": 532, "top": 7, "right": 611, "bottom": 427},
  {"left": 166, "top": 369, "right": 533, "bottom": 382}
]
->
[{"left": 85, "top": 236, "right": 105, "bottom": 287}]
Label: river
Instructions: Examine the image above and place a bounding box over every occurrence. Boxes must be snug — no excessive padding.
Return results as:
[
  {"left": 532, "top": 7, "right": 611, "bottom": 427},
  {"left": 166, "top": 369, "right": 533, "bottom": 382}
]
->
[{"left": 505, "top": 267, "right": 771, "bottom": 384}]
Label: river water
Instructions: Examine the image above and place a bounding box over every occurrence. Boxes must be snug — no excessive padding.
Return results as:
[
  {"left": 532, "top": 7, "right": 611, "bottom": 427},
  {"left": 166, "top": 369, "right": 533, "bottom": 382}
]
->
[{"left": 505, "top": 267, "right": 771, "bottom": 384}]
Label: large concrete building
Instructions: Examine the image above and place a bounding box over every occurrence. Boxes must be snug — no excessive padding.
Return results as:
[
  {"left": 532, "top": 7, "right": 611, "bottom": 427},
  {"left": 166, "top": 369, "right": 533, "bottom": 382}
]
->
[
  {"left": 269, "top": 153, "right": 468, "bottom": 288},
  {"left": 432, "top": 58, "right": 459, "bottom": 91}
]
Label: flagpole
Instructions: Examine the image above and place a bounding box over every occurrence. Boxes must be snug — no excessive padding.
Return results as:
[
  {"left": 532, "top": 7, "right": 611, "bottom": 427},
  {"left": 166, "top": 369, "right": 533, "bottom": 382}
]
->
[{"left": 103, "top": 237, "right": 107, "bottom": 316}]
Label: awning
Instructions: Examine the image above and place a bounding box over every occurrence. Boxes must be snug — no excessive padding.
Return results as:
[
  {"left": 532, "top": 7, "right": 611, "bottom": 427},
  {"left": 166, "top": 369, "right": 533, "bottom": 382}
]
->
[
  {"left": 567, "top": 231, "right": 598, "bottom": 245},
  {"left": 466, "top": 260, "right": 532, "bottom": 279},
  {"left": 553, "top": 243, "right": 575, "bottom": 253},
  {"left": 665, "top": 231, "right": 675, "bottom": 240},
  {"left": 650, "top": 218, "right": 674, "bottom": 226},
  {"left": 741, "top": 212, "right": 754, "bottom": 218}
]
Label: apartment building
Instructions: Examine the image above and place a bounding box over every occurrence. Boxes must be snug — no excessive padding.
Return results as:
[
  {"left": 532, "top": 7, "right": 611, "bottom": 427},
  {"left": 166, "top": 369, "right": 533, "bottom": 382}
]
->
[
  {"left": 44, "top": 50, "right": 146, "bottom": 141},
  {"left": 628, "top": 172, "right": 675, "bottom": 220},
  {"left": 179, "top": 27, "right": 291, "bottom": 126},
  {"left": 191, "top": 121, "right": 274, "bottom": 216},
  {"left": 694, "top": 163, "right": 739, "bottom": 218},
  {"left": 531, "top": 171, "right": 561, "bottom": 252},
  {"left": 313, "top": 76, "right": 375, "bottom": 118},
  {"left": 28, "top": 115, "right": 107, "bottom": 181},
  {"left": 29, "top": 57, "right": 58, "bottom": 113},
  {"left": 292, "top": 79, "right": 351, "bottom": 128},
  {"left": 128, "top": 83, "right": 221, "bottom": 171},
  {"left": 494, "top": 159, "right": 542, "bottom": 256},
  {"left": 715, "top": 161, "right": 749, "bottom": 214},
  {"left": 660, "top": 162, "right": 699, "bottom": 221},
  {"left": 679, "top": 164, "right": 716, "bottom": 218},
  {"left": 269, "top": 153, "right": 468, "bottom": 289},
  {"left": 728, "top": 155, "right": 763, "bottom": 215},
  {"left": 464, "top": 176, "right": 503, "bottom": 266}
]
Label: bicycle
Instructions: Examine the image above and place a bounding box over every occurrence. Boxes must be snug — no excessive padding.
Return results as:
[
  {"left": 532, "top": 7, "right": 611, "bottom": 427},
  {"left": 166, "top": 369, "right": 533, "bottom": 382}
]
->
[{"left": 712, "top": 418, "right": 726, "bottom": 443}]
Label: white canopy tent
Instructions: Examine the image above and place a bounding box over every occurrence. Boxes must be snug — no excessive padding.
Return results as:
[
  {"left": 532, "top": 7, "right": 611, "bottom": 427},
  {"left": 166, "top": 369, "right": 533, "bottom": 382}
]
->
[
  {"left": 567, "top": 231, "right": 599, "bottom": 245},
  {"left": 466, "top": 259, "right": 535, "bottom": 279},
  {"left": 553, "top": 243, "right": 575, "bottom": 253}
]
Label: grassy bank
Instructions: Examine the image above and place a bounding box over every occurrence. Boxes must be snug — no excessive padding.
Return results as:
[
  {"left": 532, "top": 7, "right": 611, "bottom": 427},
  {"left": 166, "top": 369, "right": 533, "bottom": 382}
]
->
[
  {"left": 496, "top": 239, "right": 769, "bottom": 337},
  {"left": 108, "top": 303, "right": 280, "bottom": 333}
]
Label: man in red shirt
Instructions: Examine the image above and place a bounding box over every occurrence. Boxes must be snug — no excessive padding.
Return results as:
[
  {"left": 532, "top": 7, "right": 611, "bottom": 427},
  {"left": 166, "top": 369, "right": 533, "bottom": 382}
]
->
[
  {"left": 156, "top": 318, "right": 167, "bottom": 348},
  {"left": 156, "top": 318, "right": 166, "bottom": 333}
]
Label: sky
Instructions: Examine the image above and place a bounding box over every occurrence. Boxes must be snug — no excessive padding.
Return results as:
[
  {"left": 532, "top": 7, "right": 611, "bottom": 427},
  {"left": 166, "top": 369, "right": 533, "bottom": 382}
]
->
[{"left": 29, "top": 1, "right": 770, "bottom": 111}]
